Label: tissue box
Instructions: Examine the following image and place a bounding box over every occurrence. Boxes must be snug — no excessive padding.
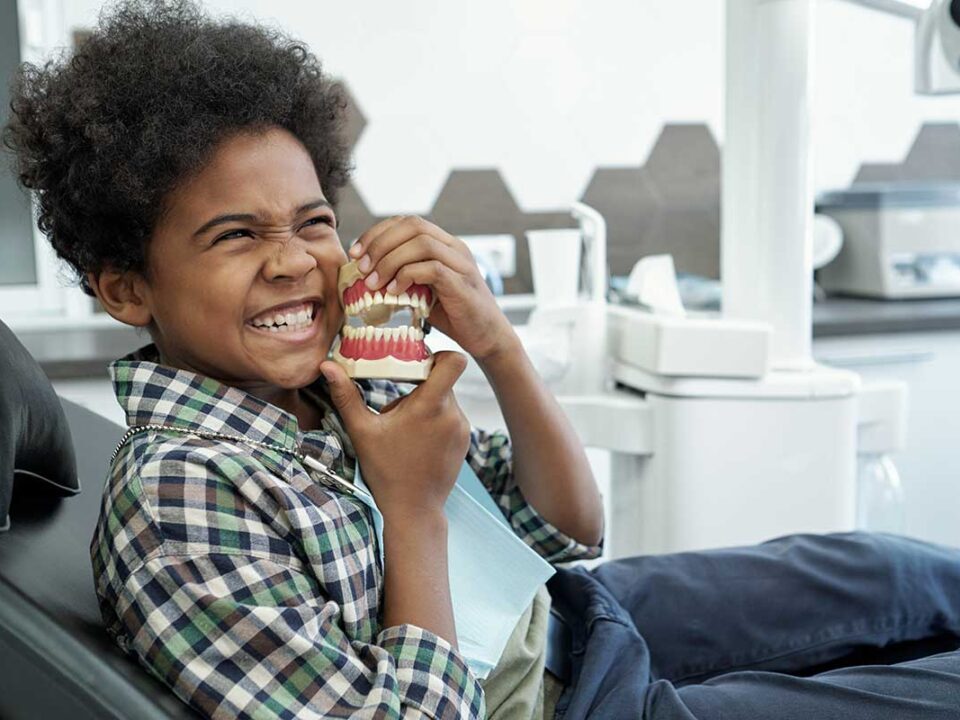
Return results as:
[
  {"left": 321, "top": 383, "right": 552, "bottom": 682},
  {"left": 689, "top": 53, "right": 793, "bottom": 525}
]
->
[{"left": 608, "top": 306, "right": 771, "bottom": 379}]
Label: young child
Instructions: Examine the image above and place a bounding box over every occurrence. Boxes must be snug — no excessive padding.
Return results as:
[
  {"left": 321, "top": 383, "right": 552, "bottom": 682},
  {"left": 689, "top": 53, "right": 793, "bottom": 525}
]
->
[{"left": 7, "top": 3, "right": 960, "bottom": 720}]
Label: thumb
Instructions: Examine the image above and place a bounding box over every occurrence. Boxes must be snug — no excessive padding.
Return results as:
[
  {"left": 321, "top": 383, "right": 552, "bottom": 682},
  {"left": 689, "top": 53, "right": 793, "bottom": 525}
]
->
[
  {"left": 320, "top": 360, "right": 369, "bottom": 430},
  {"left": 413, "top": 351, "right": 468, "bottom": 404}
]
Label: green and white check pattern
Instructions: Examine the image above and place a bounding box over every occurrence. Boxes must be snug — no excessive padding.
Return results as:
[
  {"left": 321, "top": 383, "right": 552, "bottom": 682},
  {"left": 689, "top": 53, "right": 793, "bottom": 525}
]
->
[{"left": 91, "top": 344, "right": 601, "bottom": 719}]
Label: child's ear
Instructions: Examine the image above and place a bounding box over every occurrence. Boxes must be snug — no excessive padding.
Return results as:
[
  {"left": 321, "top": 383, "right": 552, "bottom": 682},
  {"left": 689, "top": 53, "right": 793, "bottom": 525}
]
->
[{"left": 86, "top": 270, "right": 153, "bottom": 327}]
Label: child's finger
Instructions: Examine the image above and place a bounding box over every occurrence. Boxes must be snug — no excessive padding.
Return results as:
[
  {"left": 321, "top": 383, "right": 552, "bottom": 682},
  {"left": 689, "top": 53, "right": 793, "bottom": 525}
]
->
[
  {"left": 387, "top": 258, "right": 474, "bottom": 300},
  {"left": 355, "top": 216, "right": 455, "bottom": 279},
  {"left": 409, "top": 351, "right": 467, "bottom": 406},
  {"left": 349, "top": 215, "right": 405, "bottom": 259},
  {"left": 370, "top": 236, "right": 473, "bottom": 294},
  {"left": 320, "top": 360, "right": 375, "bottom": 433}
]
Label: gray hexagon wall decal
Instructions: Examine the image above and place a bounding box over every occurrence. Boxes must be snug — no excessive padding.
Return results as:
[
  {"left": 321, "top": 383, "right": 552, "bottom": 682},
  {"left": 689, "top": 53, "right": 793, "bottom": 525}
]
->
[{"left": 854, "top": 122, "right": 960, "bottom": 184}]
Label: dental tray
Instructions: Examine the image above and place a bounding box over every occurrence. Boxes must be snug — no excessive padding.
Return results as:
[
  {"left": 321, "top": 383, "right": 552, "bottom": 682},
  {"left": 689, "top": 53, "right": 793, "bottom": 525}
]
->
[{"left": 608, "top": 305, "right": 771, "bottom": 379}]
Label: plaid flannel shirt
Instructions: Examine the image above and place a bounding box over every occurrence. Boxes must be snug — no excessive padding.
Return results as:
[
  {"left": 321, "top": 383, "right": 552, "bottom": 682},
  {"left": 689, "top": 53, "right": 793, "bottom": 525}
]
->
[{"left": 91, "top": 345, "right": 601, "bottom": 720}]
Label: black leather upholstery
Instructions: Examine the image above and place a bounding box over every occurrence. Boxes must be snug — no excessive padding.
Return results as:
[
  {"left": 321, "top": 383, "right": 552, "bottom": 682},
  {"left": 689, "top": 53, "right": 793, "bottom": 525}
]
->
[
  {"left": 0, "top": 319, "right": 79, "bottom": 530},
  {"left": 0, "top": 398, "right": 200, "bottom": 719}
]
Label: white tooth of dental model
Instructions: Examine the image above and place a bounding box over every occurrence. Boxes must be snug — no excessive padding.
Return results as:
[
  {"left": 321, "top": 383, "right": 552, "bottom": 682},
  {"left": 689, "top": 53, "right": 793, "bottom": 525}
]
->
[{"left": 333, "top": 259, "right": 436, "bottom": 381}]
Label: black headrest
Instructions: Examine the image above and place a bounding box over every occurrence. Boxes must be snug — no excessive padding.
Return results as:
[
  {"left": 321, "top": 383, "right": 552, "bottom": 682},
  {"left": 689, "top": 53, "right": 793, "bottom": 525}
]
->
[{"left": 0, "top": 320, "right": 79, "bottom": 531}]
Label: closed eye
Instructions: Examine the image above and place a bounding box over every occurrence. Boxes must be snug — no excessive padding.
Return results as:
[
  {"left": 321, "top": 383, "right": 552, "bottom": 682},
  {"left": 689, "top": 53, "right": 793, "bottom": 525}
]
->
[
  {"left": 213, "top": 228, "right": 253, "bottom": 243},
  {"left": 301, "top": 214, "right": 337, "bottom": 230}
]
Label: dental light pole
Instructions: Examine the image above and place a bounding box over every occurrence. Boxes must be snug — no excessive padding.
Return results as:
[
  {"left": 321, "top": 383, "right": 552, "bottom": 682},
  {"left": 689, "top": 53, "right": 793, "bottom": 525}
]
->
[{"left": 723, "top": 0, "right": 820, "bottom": 370}]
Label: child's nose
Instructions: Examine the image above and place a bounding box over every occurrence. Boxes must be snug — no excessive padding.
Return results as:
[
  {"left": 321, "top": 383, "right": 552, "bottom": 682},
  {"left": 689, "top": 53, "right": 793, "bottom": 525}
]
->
[{"left": 262, "top": 236, "right": 318, "bottom": 282}]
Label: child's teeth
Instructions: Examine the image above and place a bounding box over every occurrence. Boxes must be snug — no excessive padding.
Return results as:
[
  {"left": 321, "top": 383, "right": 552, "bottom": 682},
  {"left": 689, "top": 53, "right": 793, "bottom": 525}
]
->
[
  {"left": 374, "top": 327, "right": 383, "bottom": 341},
  {"left": 363, "top": 293, "right": 373, "bottom": 309},
  {"left": 400, "top": 326, "right": 409, "bottom": 340},
  {"left": 373, "top": 291, "right": 383, "bottom": 304},
  {"left": 399, "top": 292, "right": 410, "bottom": 305},
  {"left": 385, "top": 293, "right": 398, "bottom": 306}
]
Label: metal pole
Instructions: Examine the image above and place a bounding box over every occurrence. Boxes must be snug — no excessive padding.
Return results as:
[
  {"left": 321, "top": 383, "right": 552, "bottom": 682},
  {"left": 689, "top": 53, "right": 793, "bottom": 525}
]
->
[{"left": 723, "top": 0, "right": 816, "bottom": 369}]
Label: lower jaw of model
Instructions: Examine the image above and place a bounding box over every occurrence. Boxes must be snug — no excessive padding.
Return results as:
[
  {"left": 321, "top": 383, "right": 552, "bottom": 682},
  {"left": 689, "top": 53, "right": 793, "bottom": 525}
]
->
[{"left": 332, "top": 260, "right": 435, "bottom": 381}]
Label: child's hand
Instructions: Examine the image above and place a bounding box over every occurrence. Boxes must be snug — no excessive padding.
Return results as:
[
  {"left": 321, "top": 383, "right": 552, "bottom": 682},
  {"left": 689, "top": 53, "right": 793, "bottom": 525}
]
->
[
  {"left": 349, "top": 216, "right": 516, "bottom": 363},
  {"left": 320, "top": 351, "right": 470, "bottom": 519}
]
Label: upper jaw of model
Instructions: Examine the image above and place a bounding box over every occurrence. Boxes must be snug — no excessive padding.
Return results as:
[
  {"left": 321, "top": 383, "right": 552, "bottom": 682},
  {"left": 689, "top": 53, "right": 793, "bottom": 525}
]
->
[{"left": 332, "top": 260, "right": 436, "bottom": 381}]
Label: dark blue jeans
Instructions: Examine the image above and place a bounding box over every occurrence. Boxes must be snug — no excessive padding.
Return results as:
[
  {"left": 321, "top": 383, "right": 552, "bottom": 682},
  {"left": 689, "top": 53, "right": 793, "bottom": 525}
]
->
[{"left": 547, "top": 532, "right": 960, "bottom": 719}]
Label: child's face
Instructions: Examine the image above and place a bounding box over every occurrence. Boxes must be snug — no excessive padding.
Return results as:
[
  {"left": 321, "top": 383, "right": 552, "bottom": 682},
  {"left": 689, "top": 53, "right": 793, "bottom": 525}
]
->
[{"left": 138, "top": 127, "right": 347, "bottom": 389}]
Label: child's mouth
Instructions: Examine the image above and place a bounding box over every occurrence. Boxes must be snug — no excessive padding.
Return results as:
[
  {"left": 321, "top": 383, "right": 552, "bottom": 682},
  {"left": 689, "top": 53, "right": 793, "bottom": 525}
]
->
[
  {"left": 246, "top": 301, "right": 321, "bottom": 339},
  {"left": 333, "top": 261, "right": 434, "bottom": 380}
]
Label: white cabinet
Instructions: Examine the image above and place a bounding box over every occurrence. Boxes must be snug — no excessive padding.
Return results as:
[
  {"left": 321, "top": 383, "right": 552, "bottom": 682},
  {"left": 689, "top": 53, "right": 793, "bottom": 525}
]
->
[{"left": 815, "top": 331, "right": 960, "bottom": 547}]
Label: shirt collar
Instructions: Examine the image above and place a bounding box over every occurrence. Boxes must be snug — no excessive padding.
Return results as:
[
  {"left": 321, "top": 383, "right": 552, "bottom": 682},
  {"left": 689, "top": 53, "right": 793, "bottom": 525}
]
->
[{"left": 109, "top": 343, "right": 313, "bottom": 451}]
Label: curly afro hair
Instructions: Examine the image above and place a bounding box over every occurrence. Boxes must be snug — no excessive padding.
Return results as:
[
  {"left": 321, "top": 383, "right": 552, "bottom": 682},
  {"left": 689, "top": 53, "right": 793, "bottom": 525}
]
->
[{"left": 3, "top": 0, "right": 351, "bottom": 292}]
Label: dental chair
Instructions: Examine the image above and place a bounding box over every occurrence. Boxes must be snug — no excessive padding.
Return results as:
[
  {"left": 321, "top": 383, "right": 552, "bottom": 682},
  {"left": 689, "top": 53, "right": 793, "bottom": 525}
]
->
[{"left": 0, "top": 319, "right": 199, "bottom": 719}]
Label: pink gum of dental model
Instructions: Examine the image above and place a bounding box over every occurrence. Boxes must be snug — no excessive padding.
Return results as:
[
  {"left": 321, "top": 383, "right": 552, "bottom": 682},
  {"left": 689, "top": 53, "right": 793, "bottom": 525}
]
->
[{"left": 332, "top": 260, "right": 436, "bottom": 381}]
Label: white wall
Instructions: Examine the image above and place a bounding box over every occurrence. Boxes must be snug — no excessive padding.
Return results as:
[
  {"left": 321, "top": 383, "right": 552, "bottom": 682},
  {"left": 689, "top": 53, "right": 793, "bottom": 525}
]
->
[{"left": 56, "top": 0, "right": 960, "bottom": 217}]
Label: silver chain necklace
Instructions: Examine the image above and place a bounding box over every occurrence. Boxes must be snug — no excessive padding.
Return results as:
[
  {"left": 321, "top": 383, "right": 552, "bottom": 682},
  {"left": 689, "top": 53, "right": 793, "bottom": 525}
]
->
[{"left": 112, "top": 424, "right": 358, "bottom": 497}]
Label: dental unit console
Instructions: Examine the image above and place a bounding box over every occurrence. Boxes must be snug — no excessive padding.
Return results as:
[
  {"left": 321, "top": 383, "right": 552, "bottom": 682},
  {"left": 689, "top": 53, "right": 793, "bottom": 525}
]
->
[{"left": 332, "top": 260, "right": 435, "bottom": 381}]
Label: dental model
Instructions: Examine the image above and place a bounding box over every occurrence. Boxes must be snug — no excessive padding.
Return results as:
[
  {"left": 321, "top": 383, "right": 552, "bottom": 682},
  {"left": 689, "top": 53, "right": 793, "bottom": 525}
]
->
[{"left": 332, "top": 260, "right": 435, "bottom": 381}]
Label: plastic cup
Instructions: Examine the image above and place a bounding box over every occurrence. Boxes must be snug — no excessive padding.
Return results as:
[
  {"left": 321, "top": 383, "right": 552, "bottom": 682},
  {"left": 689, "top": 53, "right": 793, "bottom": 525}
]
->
[{"left": 526, "top": 228, "right": 582, "bottom": 307}]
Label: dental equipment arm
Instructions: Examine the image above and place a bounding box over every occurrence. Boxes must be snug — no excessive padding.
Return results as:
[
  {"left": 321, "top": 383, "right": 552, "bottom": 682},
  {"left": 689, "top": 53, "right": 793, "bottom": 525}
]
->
[{"left": 842, "top": 0, "right": 925, "bottom": 20}]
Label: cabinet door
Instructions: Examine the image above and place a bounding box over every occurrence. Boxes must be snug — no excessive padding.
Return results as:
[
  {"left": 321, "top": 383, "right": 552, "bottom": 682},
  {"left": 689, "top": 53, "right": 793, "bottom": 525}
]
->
[{"left": 815, "top": 332, "right": 960, "bottom": 547}]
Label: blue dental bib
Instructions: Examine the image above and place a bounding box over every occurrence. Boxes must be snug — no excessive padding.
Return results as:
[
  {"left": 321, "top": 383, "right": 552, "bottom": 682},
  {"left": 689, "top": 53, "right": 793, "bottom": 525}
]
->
[{"left": 353, "top": 461, "right": 556, "bottom": 679}]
